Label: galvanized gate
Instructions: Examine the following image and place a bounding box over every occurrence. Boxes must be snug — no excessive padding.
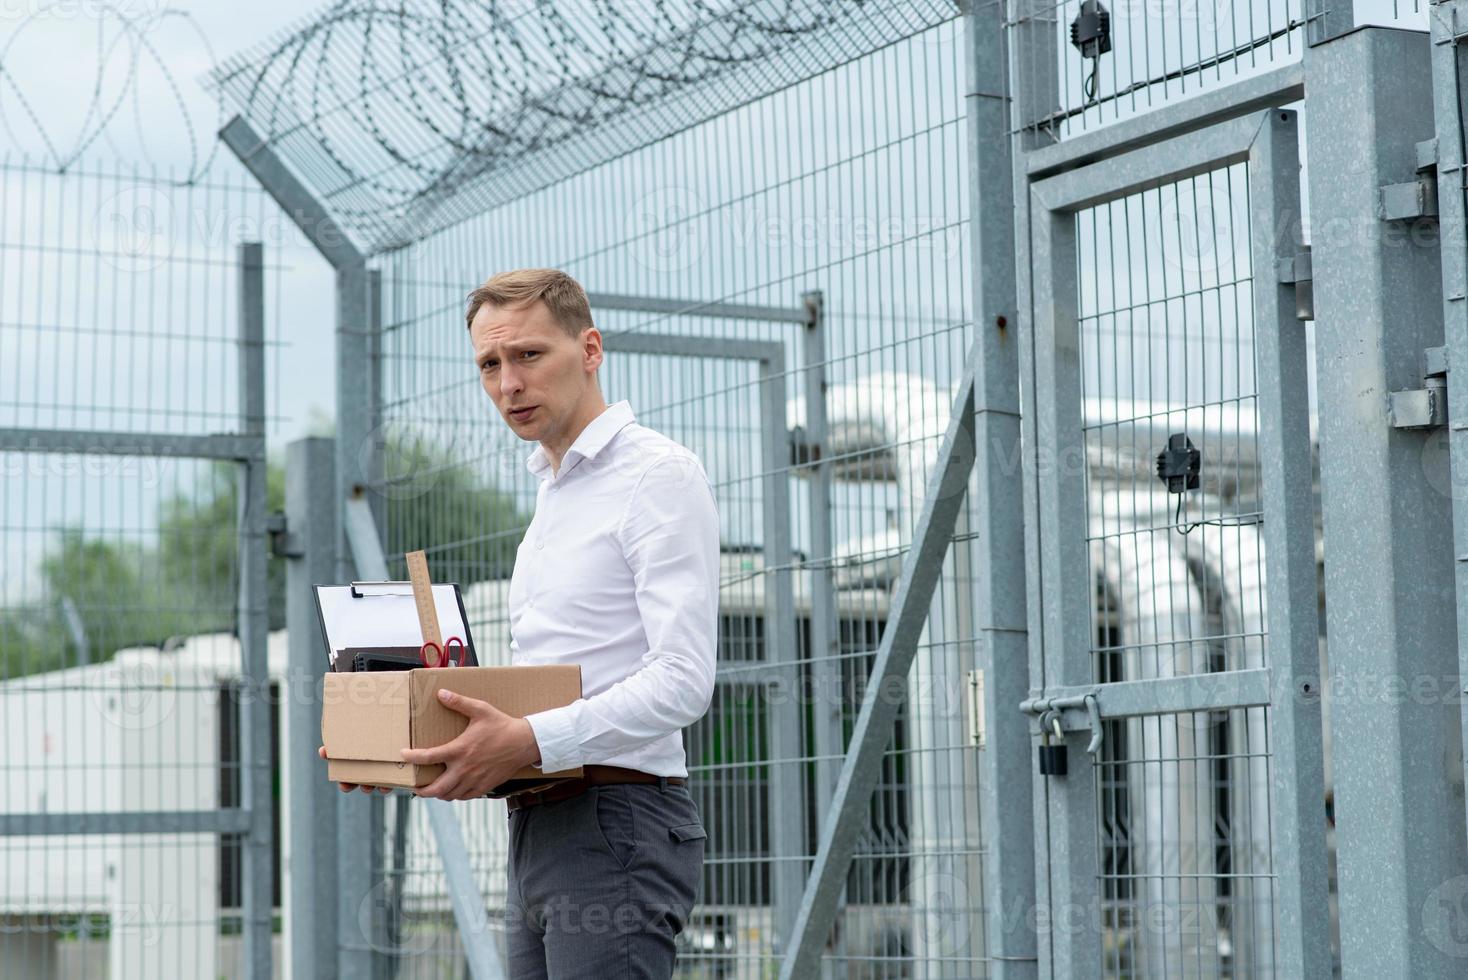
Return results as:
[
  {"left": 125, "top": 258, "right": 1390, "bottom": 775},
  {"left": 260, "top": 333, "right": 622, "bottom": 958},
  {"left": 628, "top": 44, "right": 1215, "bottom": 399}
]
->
[{"left": 1014, "top": 111, "right": 1328, "bottom": 977}]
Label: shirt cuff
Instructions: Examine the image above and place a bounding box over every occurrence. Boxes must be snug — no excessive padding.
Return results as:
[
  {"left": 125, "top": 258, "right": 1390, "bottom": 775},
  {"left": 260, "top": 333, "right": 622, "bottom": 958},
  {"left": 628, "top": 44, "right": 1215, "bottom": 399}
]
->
[{"left": 523, "top": 703, "right": 582, "bottom": 774}]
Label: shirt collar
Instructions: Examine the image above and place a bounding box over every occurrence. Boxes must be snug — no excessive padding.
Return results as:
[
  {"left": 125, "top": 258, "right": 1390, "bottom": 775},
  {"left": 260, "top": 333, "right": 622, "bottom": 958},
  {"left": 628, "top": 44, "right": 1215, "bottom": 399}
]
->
[{"left": 526, "top": 400, "right": 636, "bottom": 481}]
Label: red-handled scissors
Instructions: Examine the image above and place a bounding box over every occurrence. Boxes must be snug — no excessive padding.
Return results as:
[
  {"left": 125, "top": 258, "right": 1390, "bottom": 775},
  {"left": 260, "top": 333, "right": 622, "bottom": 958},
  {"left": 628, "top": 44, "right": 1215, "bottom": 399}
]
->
[{"left": 420, "top": 636, "right": 466, "bottom": 668}]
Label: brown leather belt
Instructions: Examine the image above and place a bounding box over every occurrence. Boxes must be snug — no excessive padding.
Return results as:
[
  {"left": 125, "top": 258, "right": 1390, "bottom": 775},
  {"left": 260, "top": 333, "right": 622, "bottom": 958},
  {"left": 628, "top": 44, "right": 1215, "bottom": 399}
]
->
[{"left": 506, "top": 764, "right": 686, "bottom": 812}]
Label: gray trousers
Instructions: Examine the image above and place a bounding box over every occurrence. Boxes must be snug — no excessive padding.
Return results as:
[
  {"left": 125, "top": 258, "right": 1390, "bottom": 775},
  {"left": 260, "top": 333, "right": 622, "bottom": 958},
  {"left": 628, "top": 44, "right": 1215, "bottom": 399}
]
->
[{"left": 505, "top": 780, "right": 707, "bottom": 978}]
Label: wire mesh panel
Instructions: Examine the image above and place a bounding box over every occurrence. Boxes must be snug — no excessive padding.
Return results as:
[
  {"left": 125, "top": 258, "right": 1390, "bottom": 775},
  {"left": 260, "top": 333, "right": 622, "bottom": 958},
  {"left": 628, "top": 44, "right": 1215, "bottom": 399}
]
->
[
  {"left": 1011, "top": 0, "right": 1305, "bottom": 142},
  {"left": 1092, "top": 706, "right": 1274, "bottom": 978},
  {"left": 1077, "top": 153, "right": 1284, "bottom": 980},
  {"left": 349, "top": 11, "right": 987, "bottom": 978},
  {"left": 0, "top": 158, "right": 286, "bottom": 979},
  {"left": 1353, "top": 0, "right": 1429, "bottom": 30}
]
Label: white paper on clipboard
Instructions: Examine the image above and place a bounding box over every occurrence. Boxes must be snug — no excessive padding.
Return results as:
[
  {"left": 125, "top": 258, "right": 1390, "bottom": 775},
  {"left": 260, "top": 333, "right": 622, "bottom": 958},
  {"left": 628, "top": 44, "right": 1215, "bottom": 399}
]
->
[{"left": 312, "top": 582, "right": 478, "bottom": 669}]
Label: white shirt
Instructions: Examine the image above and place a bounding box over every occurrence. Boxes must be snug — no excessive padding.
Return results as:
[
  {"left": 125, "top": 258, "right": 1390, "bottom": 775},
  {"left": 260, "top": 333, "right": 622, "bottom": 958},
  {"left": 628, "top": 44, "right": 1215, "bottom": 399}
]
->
[{"left": 511, "top": 399, "right": 720, "bottom": 778}]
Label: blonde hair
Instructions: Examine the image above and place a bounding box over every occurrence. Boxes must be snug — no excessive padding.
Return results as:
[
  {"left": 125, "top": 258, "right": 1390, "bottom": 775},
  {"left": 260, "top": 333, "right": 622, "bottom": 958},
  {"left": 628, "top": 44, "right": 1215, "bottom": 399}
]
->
[{"left": 464, "top": 268, "right": 594, "bottom": 338}]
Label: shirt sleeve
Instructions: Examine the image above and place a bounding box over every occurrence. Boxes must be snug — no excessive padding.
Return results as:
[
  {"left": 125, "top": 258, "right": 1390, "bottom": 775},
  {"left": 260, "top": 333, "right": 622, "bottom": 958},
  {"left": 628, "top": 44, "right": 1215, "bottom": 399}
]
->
[{"left": 522, "top": 452, "right": 720, "bottom": 774}]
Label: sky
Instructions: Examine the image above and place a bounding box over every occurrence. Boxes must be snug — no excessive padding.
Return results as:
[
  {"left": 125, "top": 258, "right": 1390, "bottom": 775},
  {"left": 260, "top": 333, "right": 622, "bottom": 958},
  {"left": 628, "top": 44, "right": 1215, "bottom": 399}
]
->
[
  {"left": 0, "top": 1, "right": 338, "bottom": 600},
  {"left": 0, "top": 1, "right": 339, "bottom": 446}
]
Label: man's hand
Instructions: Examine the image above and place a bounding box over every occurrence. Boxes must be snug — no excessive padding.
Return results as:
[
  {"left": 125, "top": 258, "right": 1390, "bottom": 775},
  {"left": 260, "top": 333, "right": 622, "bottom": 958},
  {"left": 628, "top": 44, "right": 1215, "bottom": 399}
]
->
[
  {"left": 317, "top": 745, "right": 392, "bottom": 794},
  {"left": 402, "top": 688, "right": 543, "bottom": 801}
]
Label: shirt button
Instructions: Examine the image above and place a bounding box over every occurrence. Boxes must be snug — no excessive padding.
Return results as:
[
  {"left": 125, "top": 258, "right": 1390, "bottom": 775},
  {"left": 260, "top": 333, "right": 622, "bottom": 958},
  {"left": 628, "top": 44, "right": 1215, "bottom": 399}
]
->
[{"left": 536, "top": 540, "right": 544, "bottom": 550}]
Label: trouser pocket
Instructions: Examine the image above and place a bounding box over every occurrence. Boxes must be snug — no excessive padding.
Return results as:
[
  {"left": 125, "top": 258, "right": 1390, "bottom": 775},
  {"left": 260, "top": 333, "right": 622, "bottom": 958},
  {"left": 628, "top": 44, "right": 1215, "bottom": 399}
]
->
[
  {"left": 591, "top": 786, "right": 638, "bottom": 871},
  {"left": 669, "top": 822, "right": 707, "bottom": 844}
]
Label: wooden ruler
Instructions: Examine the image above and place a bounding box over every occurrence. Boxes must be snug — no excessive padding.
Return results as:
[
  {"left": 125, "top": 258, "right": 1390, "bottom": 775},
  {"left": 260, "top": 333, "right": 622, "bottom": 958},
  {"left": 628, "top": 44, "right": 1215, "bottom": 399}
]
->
[{"left": 404, "top": 550, "right": 442, "bottom": 649}]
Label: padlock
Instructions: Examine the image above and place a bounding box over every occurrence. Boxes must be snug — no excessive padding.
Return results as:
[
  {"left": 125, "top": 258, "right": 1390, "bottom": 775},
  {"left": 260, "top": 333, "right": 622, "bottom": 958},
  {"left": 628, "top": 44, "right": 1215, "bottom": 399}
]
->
[
  {"left": 1038, "top": 741, "right": 1068, "bottom": 776},
  {"left": 1037, "top": 715, "right": 1068, "bottom": 776}
]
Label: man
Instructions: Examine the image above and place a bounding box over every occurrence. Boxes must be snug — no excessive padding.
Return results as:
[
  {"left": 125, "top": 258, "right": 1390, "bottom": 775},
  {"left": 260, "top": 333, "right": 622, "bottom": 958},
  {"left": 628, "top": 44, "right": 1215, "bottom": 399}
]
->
[{"left": 403, "top": 268, "right": 719, "bottom": 977}]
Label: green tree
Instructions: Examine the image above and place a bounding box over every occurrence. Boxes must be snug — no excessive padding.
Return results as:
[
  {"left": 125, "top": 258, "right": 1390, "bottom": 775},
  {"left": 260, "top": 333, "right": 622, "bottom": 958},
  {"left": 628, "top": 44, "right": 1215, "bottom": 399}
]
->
[
  {"left": 157, "top": 461, "right": 287, "bottom": 632},
  {"left": 36, "top": 532, "right": 161, "bottom": 671},
  {"left": 0, "top": 600, "right": 62, "bottom": 678},
  {"left": 379, "top": 430, "right": 527, "bottom": 587},
  {"left": 0, "top": 434, "right": 528, "bottom": 680}
]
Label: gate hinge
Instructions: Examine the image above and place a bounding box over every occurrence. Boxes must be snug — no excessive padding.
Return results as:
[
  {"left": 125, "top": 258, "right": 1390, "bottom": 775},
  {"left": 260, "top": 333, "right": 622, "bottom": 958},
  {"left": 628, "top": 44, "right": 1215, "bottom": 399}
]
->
[
  {"left": 266, "top": 512, "right": 303, "bottom": 559},
  {"left": 967, "top": 668, "right": 986, "bottom": 748},
  {"left": 1276, "top": 246, "right": 1313, "bottom": 321},
  {"left": 1380, "top": 176, "right": 1439, "bottom": 221},
  {"left": 1380, "top": 141, "right": 1441, "bottom": 221},
  {"left": 1388, "top": 346, "right": 1449, "bottom": 429}
]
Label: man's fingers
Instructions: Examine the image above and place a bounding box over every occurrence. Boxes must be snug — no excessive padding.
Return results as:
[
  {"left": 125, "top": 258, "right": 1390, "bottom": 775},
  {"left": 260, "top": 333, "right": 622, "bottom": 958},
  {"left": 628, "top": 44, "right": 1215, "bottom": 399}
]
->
[
  {"left": 435, "top": 688, "right": 493, "bottom": 718},
  {"left": 416, "top": 770, "right": 463, "bottom": 800},
  {"left": 401, "top": 742, "right": 455, "bottom": 766}
]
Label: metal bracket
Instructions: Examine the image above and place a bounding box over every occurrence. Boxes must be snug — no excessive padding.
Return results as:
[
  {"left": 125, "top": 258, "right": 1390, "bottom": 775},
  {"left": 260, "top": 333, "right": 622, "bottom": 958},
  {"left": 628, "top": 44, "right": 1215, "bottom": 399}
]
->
[
  {"left": 1276, "top": 246, "right": 1314, "bottom": 321},
  {"left": 967, "top": 668, "right": 987, "bottom": 748},
  {"left": 1418, "top": 138, "right": 1440, "bottom": 173},
  {"left": 1389, "top": 346, "right": 1450, "bottom": 429},
  {"left": 1379, "top": 142, "right": 1440, "bottom": 221},
  {"left": 1381, "top": 176, "right": 1439, "bottom": 221}
]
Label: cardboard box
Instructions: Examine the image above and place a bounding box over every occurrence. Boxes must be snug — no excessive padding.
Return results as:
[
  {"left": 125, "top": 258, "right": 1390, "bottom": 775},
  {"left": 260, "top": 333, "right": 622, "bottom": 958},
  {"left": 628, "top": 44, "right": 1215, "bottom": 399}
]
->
[{"left": 321, "top": 664, "right": 583, "bottom": 793}]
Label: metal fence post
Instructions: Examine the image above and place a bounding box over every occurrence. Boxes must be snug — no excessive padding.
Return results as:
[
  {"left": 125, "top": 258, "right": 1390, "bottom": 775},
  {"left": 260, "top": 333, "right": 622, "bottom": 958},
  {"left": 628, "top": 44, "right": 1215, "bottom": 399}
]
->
[
  {"left": 238, "top": 241, "right": 275, "bottom": 979},
  {"left": 285, "top": 436, "right": 341, "bottom": 979},
  {"left": 1249, "top": 109, "right": 1333, "bottom": 979},
  {"left": 335, "top": 259, "right": 384, "bottom": 978},
  {"left": 799, "top": 291, "right": 847, "bottom": 975},
  {"left": 366, "top": 268, "right": 385, "bottom": 533},
  {"left": 1005, "top": 3, "right": 1062, "bottom": 974},
  {"left": 364, "top": 261, "right": 390, "bottom": 980},
  {"left": 1430, "top": 2, "right": 1468, "bottom": 947},
  {"left": 1305, "top": 26, "right": 1468, "bottom": 977},
  {"left": 802, "top": 290, "right": 840, "bottom": 828},
  {"left": 759, "top": 349, "right": 805, "bottom": 954},
  {"left": 965, "top": 3, "right": 1038, "bottom": 976}
]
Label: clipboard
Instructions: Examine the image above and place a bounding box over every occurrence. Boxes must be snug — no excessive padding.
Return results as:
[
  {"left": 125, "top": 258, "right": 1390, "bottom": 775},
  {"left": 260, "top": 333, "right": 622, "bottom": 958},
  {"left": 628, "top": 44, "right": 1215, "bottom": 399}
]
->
[{"left": 313, "top": 581, "right": 480, "bottom": 671}]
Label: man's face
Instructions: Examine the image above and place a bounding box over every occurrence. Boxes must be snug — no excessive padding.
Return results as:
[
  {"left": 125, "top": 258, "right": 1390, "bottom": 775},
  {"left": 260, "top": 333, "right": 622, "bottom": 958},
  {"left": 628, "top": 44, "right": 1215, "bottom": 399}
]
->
[{"left": 469, "top": 299, "right": 600, "bottom": 442}]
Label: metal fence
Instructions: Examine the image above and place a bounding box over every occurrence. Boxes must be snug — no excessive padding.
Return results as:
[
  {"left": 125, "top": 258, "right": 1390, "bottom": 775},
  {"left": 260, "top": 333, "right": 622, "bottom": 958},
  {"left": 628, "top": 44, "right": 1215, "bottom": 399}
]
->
[
  {"left": 208, "top": 0, "right": 1466, "bottom": 978},
  {"left": 0, "top": 158, "right": 285, "bottom": 977},
  {"left": 373, "top": 19, "right": 978, "bottom": 978},
  {"left": 13, "top": 0, "right": 1468, "bottom": 977}
]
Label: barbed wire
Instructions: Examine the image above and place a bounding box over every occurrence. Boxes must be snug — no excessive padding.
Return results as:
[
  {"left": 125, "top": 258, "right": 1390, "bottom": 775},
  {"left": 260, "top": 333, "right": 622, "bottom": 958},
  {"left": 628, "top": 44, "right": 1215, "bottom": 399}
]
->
[
  {"left": 209, "top": 0, "right": 957, "bottom": 251},
  {"left": 0, "top": 1, "right": 220, "bottom": 184}
]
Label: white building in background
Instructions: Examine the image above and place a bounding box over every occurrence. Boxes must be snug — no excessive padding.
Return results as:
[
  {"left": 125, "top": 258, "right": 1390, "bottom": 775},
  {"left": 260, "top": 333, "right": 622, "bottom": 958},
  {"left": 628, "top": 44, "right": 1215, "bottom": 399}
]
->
[{"left": 0, "top": 638, "right": 248, "bottom": 978}]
